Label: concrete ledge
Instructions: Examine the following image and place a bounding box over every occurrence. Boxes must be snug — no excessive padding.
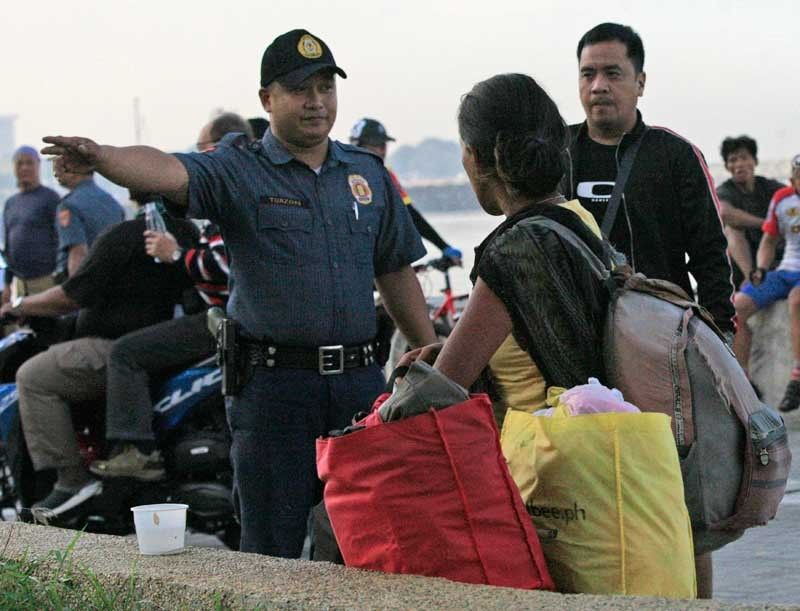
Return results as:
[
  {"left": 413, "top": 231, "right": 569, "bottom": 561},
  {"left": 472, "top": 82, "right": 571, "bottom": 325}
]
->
[
  {"left": 0, "top": 522, "right": 786, "bottom": 609},
  {"left": 749, "top": 300, "right": 793, "bottom": 409}
]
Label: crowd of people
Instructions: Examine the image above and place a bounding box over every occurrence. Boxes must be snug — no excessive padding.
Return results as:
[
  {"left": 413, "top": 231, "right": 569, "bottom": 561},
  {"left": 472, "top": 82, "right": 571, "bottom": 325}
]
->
[{"left": 0, "top": 20, "right": 797, "bottom": 600}]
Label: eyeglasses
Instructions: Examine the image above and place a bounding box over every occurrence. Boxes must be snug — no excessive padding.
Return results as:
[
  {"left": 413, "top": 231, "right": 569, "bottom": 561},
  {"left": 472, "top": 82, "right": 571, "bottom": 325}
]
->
[{"left": 792, "top": 154, "right": 800, "bottom": 169}]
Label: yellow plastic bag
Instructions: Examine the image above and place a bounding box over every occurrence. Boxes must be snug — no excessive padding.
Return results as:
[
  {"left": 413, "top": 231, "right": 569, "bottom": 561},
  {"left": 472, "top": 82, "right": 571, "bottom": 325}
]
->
[{"left": 501, "top": 408, "right": 696, "bottom": 598}]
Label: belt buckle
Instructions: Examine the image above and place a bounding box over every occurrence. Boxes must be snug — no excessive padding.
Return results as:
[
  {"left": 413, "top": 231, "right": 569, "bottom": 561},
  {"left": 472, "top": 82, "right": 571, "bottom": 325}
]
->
[{"left": 319, "top": 345, "right": 345, "bottom": 375}]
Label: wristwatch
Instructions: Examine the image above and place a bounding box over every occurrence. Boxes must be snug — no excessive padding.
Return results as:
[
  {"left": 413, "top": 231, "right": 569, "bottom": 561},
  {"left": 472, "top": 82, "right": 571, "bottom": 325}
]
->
[
  {"left": 170, "top": 247, "right": 183, "bottom": 263},
  {"left": 10, "top": 296, "right": 24, "bottom": 316}
]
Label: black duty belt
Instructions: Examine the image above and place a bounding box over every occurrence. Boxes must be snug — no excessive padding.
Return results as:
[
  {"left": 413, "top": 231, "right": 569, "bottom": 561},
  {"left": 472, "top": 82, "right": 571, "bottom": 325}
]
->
[{"left": 243, "top": 340, "right": 377, "bottom": 375}]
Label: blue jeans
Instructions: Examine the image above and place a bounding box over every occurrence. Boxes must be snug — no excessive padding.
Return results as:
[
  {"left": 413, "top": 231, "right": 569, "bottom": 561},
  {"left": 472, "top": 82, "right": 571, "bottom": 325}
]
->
[{"left": 227, "top": 365, "right": 384, "bottom": 557}]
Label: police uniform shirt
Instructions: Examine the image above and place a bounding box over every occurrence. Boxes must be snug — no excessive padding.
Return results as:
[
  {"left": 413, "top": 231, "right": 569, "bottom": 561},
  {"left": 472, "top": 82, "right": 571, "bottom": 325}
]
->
[
  {"left": 56, "top": 178, "right": 125, "bottom": 273},
  {"left": 175, "top": 131, "right": 425, "bottom": 346}
]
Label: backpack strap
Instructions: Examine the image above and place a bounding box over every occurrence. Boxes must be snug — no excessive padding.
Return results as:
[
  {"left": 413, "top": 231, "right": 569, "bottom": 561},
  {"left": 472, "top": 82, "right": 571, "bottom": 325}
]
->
[
  {"left": 600, "top": 127, "right": 650, "bottom": 239},
  {"left": 530, "top": 218, "right": 619, "bottom": 296}
]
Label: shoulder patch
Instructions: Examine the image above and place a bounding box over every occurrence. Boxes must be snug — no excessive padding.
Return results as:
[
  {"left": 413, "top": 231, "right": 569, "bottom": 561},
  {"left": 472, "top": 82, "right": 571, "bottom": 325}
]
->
[{"left": 58, "top": 208, "right": 71, "bottom": 228}]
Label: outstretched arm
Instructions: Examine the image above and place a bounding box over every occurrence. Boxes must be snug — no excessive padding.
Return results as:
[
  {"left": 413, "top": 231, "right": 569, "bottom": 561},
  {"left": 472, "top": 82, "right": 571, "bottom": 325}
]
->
[
  {"left": 407, "top": 205, "right": 449, "bottom": 251},
  {"left": 41, "top": 137, "right": 189, "bottom": 205}
]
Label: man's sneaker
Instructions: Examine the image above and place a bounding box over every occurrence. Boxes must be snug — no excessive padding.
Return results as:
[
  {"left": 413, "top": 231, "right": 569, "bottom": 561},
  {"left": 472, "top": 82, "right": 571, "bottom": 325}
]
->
[
  {"left": 89, "top": 445, "right": 166, "bottom": 481},
  {"left": 30, "top": 480, "right": 102, "bottom": 524},
  {"left": 778, "top": 379, "right": 800, "bottom": 413}
]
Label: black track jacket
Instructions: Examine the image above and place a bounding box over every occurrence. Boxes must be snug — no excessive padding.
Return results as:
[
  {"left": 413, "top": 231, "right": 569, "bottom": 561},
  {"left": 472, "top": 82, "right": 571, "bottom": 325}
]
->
[{"left": 562, "top": 112, "right": 735, "bottom": 333}]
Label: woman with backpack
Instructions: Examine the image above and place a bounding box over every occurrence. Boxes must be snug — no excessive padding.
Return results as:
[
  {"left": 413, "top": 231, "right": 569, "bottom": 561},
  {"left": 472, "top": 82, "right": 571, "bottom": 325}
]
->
[
  {"left": 399, "top": 72, "right": 716, "bottom": 596},
  {"left": 403, "top": 73, "right": 610, "bottom": 416}
]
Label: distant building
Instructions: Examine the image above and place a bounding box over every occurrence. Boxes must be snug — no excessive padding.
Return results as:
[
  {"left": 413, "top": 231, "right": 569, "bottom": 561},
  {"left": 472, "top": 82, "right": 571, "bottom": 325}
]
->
[{"left": 0, "top": 115, "right": 17, "bottom": 203}]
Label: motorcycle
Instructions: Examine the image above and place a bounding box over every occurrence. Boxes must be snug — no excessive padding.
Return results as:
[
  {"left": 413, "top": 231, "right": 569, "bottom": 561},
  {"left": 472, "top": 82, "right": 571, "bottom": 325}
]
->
[{"left": 0, "top": 318, "right": 239, "bottom": 549}]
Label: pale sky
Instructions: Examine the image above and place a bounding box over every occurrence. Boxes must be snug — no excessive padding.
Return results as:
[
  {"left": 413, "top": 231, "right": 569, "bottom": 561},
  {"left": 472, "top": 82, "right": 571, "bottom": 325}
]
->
[{"left": 3, "top": 0, "right": 797, "bottom": 163}]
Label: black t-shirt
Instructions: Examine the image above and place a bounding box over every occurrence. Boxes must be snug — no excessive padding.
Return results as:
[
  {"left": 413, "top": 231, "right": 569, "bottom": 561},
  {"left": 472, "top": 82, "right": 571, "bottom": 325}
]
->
[
  {"left": 573, "top": 138, "right": 619, "bottom": 223},
  {"left": 716, "top": 176, "right": 785, "bottom": 251},
  {"left": 62, "top": 217, "right": 198, "bottom": 339}
]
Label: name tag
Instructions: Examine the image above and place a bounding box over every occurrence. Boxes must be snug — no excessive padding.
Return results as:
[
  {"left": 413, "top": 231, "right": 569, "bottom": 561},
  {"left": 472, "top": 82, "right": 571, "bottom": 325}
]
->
[{"left": 262, "top": 196, "right": 307, "bottom": 208}]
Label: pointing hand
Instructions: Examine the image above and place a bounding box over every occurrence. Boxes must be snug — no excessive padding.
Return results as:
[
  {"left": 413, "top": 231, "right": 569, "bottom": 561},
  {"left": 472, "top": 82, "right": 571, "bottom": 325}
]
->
[{"left": 41, "top": 136, "right": 102, "bottom": 175}]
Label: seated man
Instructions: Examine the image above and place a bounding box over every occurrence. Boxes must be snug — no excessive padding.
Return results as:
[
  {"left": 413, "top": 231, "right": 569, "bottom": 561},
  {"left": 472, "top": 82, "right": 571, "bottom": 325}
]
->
[
  {"left": 349, "top": 118, "right": 461, "bottom": 263},
  {"left": 717, "top": 135, "right": 785, "bottom": 288},
  {"left": 0, "top": 200, "right": 198, "bottom": 519},
  {"left": 733, "top": 155, "right": 800, "bottom": 412},
  {"left": 89, "top": 113, "right": 244, "bottom": 480},
  {"left": 89, "top": 221, "right": 228, "bottom": 479}
]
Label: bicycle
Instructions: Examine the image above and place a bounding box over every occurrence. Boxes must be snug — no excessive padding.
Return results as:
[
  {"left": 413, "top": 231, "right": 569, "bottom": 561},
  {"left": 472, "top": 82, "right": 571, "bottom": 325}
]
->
[{"left": 375, "top": 256, "right": 470, "bottom": 378}]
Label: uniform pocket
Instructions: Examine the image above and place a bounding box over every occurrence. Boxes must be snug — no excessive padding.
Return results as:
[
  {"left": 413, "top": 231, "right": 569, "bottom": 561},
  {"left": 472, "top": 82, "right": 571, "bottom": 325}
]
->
[
  {"left": 346, "top": 210, "right": 376, "bottom": 267},
  {"left": 257, "top": 205, "right": 314, "bottom": 265}
]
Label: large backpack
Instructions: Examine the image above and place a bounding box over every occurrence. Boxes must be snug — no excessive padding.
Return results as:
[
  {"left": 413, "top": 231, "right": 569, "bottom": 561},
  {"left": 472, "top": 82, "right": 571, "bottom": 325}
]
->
[{"left": 533, "top": 218, "right": 791, "bottom": 554}]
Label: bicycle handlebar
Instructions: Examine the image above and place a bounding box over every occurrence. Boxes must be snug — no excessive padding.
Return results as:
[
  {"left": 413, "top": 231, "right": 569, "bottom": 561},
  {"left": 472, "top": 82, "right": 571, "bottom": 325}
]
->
[{"left": 412, "top": 256, "right": 462, "bottom": 274}]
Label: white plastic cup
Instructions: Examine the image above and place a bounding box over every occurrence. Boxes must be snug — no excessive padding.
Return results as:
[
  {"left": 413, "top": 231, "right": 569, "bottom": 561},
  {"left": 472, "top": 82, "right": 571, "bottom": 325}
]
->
[{"left": 131, "top": 503, "right": 188, "bottom": 555}]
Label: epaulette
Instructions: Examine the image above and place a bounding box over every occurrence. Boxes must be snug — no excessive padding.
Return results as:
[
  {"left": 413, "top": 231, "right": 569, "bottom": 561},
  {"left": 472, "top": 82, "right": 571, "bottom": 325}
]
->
[
  {"left": 217, "top": 132, "right": 251, "bottom": 150},
  {"left": 337, "top": 142, "right": 385, "bottom": 165}
]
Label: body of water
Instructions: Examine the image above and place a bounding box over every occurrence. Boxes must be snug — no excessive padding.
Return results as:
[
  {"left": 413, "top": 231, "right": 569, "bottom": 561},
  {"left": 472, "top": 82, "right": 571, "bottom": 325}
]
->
[{"left": 414, "top": 210, "right": 501, "bottom": 297}]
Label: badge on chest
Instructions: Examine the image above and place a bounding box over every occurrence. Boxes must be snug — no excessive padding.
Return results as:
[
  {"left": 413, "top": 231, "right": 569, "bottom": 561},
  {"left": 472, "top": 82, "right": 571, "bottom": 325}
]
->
[{"left": 348, "top": 174, "right": 372, "bottom": 205}]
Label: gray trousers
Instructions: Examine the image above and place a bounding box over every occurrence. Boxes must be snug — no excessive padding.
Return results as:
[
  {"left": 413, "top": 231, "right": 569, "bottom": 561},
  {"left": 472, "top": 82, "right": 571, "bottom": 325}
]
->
[
  {"left": 105, "top": 312, "right": 216, "bottom": 442},
  {"left": 16, "top": 338, "right": 113, "bottom": 471}
]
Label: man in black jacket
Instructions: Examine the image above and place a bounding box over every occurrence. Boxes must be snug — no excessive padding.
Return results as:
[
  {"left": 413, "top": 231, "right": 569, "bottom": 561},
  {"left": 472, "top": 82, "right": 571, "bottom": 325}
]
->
[{"left": 562, "top": 22, "right": 735, "bottom": 336}]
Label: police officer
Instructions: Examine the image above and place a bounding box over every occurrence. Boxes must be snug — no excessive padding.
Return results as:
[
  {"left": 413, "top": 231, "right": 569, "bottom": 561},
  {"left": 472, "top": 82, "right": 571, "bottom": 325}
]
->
[{"left": 42, "top": 28, "right": 437, "bottom": 557}]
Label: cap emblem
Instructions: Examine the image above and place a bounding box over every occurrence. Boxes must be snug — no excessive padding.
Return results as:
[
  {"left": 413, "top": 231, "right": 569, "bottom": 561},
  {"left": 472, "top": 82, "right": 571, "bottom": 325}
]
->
[
  {"left": 348, "top": 174, "right": 372, "bottom": 205},
  {"left": 297, "top": 34, "right": 323, "bottom": 59}
]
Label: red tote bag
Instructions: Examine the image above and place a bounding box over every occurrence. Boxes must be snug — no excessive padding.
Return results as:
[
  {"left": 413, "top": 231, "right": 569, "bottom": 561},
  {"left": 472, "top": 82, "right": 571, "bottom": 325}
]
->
[{"left": 316, "top": 394, "right": 554, "bottom": 590}]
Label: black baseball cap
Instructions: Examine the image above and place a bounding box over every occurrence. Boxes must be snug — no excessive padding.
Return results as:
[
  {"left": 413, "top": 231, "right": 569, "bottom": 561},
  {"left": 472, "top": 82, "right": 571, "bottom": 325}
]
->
[
  {"left": 260, "top": 29, "right": 347, "bottom": 88},
  {"left": 349, "top": 118, "right": 395, "bottom": 146}
]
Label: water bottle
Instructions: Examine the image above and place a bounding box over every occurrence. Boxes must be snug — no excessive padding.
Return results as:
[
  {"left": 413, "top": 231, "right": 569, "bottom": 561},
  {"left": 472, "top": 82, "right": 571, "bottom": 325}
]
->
[
  {"left": 144, "top": 202, "right": 168, "bottom": 262},
  {"left": 144, "top": 202, "right": 167, "bottom": 233}
]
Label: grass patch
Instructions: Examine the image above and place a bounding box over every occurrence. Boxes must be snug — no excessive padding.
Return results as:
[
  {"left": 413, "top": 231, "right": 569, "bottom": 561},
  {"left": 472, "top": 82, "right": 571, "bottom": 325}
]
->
[{"left": 0, "top": 531, "right": 150, "bottom": 610}]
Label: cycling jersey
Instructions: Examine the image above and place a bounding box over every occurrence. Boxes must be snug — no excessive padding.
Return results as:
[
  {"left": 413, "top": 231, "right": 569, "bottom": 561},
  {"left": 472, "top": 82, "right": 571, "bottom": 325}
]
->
[{"left": 763, "top": 187, "right": 800, "bottom": 272}]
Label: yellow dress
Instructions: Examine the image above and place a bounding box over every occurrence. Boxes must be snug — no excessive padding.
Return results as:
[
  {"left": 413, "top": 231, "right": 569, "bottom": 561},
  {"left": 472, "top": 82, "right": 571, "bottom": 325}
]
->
[{"left": 487, "top": 200, "right": 602, "bottom": 413}]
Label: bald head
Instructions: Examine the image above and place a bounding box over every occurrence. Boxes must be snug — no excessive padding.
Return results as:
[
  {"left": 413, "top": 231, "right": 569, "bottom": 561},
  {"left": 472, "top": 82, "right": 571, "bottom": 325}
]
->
[{"left": 197, "top": 112, "right": 254, "bottom": 152}]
